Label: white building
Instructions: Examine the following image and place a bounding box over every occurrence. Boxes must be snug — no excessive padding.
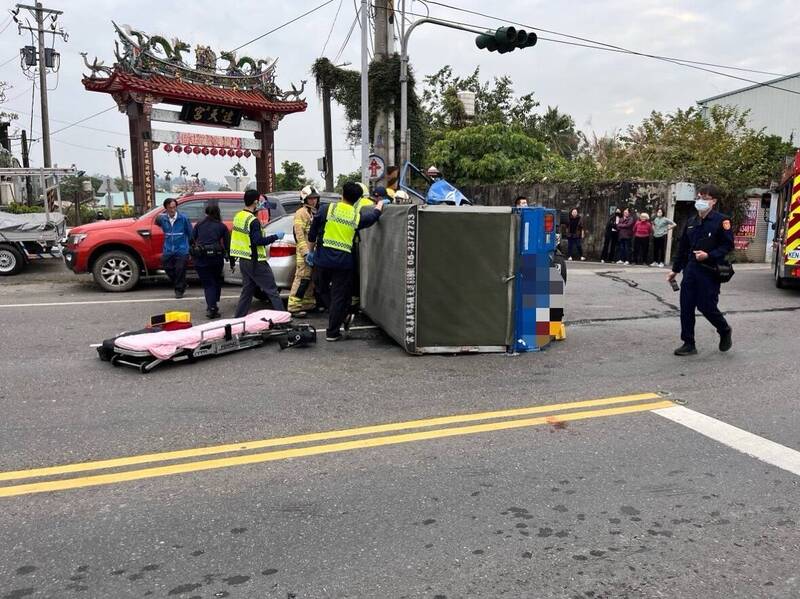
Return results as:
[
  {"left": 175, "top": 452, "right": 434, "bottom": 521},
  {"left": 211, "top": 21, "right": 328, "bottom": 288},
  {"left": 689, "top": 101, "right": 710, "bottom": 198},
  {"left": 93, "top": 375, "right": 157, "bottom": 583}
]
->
[{"left": 697, "top": 72, "right": 800, "bottom": 143}]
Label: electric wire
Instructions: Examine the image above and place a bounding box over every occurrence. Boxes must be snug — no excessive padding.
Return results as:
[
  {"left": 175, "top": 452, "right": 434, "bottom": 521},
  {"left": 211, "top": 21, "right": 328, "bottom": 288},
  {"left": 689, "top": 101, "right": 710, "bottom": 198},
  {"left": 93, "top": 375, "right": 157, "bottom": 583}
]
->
[
  {"left": 231, "top": 0, "right": 334, "bottom": 53},
  {"left": 49, "top": 106, "right": 116, "bottom": 136},
  {"left": 333, "top": 8, "right": 360, "bottom": 63},
  {"left": 321, "top": 0, "right": 345, "bottom": 57},
  {"left": 0, "top": 54, "right": 19, "bottom": 68},
  {"left": 394, "top": 4, "right": 800, "bottom": 96}
]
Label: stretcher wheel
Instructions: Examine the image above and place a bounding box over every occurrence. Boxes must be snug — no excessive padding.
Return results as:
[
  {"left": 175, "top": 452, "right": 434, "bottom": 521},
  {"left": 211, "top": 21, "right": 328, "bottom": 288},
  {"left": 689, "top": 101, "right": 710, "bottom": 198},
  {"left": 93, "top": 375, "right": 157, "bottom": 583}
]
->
[
  {"left": 139, "top": 363, "right": 150, "bottom": 374},
  {"left": 110, "top": 355, "right": 121, "bottom": 367}
]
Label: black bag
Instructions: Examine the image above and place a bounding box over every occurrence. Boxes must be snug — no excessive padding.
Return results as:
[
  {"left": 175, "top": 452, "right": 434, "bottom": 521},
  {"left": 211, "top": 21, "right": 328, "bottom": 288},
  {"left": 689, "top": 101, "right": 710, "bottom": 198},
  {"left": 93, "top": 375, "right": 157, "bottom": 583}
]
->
[{"left": 716, "top": 262, "right": 735, "bottom": 284}]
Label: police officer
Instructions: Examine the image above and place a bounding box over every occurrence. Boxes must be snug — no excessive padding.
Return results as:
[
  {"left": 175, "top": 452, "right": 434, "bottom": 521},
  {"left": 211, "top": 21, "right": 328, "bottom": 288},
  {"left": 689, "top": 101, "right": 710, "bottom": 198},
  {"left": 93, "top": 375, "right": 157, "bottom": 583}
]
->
[
  {"left": 231, "top": 189, "right": 286, "bottom": 318},
  {"left": 667, "top": 184, "right": 734, "bottom": 356},
  {"left": 191, "top": 204, "right": 230, "bottom": 319},
  {"left": 306, "top": 182, "right": 385, "bottom": 341},
  {"left": 288, "top": 185, "right": 320, "bottom": 317}
]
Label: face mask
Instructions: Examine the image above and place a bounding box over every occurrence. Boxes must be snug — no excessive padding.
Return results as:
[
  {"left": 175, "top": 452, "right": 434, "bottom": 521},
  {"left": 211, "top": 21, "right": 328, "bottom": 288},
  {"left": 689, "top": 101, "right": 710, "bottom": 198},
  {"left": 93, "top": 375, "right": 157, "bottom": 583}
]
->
[{"left": 695, "top": 199, "right": 710, "bottom": 212}]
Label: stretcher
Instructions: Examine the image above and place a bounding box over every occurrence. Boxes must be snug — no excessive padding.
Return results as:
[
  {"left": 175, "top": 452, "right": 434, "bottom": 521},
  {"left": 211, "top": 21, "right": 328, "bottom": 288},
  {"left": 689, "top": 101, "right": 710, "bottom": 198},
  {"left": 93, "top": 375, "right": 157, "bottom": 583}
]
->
[{"left": 99, "top": 310, "right": 312, "bottom": 373}]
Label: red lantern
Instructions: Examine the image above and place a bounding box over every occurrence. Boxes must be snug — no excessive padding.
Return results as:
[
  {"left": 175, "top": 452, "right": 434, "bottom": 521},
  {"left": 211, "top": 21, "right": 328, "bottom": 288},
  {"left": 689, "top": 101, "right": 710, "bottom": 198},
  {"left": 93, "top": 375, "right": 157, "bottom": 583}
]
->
[
  {"left": 235, "top": 149, "right": 243, "bottom": 158},
  {"left": 164, "top": 144, "right": 173, "bottom": 153},
  {"left": 201, "top": 147, "right": 210, "bottom": 155},
  {"left": 192, "top": 146, "right": 201, "bottom": 155},
  {"left": 243, "top": 149, "right": 251, "bottom": 158},
  {"left": 174, "top": 145, "right": 182, "bottom": 153},
  {"left": 227, "top": 149, "right": 236, "bottom": 157},
  {"left": 210, "top": 148, "right": 218, "bottom": 156}
]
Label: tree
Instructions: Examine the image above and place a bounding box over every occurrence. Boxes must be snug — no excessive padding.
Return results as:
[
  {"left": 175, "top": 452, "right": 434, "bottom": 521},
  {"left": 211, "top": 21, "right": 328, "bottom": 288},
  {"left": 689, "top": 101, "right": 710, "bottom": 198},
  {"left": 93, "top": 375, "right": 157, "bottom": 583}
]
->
[
  {"left": 530, "top": 106, "right": 580, "bottom": 159},
  {"left": 113, "top": 176, "right": 131, "bottom": 192},
  {"left": 334, "top": 170, "right": 361, "bottom": 193},
  {"left": 426, "top": 123, "right": 546, "bottom": 184},
  {"left": 60, "top": 175, "right": 103, "bottom": 200},
  {"left": 274, "top": 160, "right": 313, "bottom": 191}
]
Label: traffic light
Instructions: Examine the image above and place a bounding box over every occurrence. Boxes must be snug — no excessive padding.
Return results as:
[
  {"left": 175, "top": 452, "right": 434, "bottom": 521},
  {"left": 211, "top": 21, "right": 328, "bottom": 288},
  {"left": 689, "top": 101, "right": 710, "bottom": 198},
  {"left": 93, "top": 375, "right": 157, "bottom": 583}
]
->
[{"left": 475, "top": 26, "right": 538, "bottom": 54}]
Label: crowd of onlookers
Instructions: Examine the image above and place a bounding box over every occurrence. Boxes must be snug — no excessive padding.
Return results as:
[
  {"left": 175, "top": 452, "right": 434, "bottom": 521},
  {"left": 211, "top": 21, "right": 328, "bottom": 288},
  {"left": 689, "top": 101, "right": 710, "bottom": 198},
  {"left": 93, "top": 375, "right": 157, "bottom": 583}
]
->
[{"left": 558, "top": 206, "right": 676, "bottom": 267}]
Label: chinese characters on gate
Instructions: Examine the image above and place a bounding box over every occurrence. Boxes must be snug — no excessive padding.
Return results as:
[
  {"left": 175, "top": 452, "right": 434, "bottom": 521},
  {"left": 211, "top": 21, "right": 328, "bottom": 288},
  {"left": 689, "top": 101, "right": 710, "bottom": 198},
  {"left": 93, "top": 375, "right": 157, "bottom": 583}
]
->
[{"left": 179, "top": 102, "right": 243, "bottom": 127}]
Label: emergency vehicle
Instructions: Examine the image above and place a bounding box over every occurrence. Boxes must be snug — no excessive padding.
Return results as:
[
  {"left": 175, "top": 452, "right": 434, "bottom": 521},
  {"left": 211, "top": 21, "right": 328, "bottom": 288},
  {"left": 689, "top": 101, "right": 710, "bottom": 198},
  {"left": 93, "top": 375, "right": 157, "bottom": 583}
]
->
[{"left": 769, "top": 150, "right": 800, "bottom": 288}]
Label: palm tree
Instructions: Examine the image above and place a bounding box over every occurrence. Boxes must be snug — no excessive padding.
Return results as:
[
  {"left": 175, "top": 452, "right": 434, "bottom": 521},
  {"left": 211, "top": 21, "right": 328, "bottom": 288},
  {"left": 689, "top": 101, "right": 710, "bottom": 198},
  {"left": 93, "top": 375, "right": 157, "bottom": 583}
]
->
[{"left": 535, "top": 106, "right": 580, "bottom": 159}]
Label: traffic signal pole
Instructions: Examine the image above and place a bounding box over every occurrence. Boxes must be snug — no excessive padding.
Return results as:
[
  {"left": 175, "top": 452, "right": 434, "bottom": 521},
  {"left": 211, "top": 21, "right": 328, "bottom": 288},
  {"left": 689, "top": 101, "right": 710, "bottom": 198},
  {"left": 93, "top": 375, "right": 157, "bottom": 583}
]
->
[
  {"left": 399, "top": 19, "right": 537, "bottom": 165},
  {"left": 399, "top": 18, "right": 487, "bottom": 165}
]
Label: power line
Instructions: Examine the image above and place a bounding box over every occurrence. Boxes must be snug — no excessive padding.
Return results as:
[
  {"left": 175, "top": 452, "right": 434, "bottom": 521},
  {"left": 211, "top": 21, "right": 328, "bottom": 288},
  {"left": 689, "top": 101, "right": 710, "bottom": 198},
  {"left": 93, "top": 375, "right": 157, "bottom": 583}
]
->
[
  {"left": 231, "top": 0, "right": 335, "bottom": 53},
  {"left": 2, "top": 104, "right": 126, "bottom": 136},
  {"left": 397, "top": 3, "right": 800, "bottom": 96},
  {"left": 0, "top": 54, "right": 19, "bottom": 68},
  {"left": 334, "top": 8, "right": 360, "bottom": 63},
  {"left": 49, "top": 106, "right": 117, "bottom": 136},
  {"left": 321, "top": 0, "right": 345, "bottom": 57}
]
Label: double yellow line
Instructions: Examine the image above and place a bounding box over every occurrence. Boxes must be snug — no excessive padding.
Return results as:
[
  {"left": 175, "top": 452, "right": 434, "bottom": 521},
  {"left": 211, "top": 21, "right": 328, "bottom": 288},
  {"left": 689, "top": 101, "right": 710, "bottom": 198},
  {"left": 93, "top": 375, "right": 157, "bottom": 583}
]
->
[{"left": 0, "top": 392, "right": 671, "bottom": 498}]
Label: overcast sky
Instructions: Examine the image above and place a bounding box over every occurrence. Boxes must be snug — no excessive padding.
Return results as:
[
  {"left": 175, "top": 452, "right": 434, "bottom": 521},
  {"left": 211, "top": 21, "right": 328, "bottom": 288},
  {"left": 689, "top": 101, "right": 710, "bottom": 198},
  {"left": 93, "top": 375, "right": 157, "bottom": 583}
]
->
[{"left": 1, "top": 0, "right": 798, "bottom": 187}]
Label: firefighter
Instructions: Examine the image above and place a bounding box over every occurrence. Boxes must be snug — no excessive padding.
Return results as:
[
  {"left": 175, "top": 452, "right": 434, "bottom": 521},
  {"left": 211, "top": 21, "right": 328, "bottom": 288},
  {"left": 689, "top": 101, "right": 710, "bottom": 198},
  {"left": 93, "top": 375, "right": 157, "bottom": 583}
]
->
[
  {"left": 231, "top": 189, "right": 285, "bottom": 318},
  {"left": 288, "top": 186, "right": 320, "bottom": 317},
  {"left": 306, "top": 182, "right": 386, "bottom": 341},
  {"left": 667, "top": 184, "right": 734, "bottom": 356},
  {"left": 426, "top": 165, "right": 442, "bottom": 180}
]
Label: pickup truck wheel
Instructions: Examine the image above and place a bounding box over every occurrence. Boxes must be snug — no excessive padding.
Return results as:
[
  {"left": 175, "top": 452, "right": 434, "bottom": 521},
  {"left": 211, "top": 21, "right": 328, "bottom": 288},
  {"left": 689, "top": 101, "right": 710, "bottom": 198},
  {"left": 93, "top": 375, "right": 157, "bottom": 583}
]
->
[
  {"left": 93, "top": 250, "right": 140, "bottom": 292},
  {"left": 0, "top": 244, "right": 25, "bottom": 276}
]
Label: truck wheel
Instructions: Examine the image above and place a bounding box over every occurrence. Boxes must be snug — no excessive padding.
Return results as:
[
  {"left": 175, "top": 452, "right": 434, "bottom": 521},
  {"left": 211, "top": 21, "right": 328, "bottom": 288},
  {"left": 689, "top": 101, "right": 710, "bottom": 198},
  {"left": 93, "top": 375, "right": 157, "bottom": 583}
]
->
[
  {"left": 93, "top": 250, "right": 140, "bottom": 292},
  {"left": 0, "top": 244, "right": 25, "bottom": 276},
  {"left": 551, "top": 254, "right": 568, "bottom": 284},
  {"left": 775, "top": 260, "right": 787, "bottom": 289}
]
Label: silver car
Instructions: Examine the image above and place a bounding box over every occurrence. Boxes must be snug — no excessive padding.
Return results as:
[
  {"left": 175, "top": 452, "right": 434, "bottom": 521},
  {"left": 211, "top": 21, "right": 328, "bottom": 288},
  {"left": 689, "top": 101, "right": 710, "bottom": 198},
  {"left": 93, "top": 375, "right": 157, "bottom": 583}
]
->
[{"left": 224, "top": 191, "right": 340, "bottom": 292}]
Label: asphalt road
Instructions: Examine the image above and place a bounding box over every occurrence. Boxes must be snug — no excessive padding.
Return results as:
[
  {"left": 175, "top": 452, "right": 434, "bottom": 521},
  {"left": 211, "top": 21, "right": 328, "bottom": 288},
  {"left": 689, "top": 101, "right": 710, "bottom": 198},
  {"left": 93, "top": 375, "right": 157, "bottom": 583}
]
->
[{"left": 1, "top": 260, "right": 799, "bottom": 599}]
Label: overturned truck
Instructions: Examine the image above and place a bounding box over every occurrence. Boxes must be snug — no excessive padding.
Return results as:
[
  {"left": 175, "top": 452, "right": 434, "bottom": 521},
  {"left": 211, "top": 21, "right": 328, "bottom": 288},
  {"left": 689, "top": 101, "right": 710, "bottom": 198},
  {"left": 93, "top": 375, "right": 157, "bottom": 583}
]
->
[{"left": 359, "top": 203, "right": 564, "bottom": 355}]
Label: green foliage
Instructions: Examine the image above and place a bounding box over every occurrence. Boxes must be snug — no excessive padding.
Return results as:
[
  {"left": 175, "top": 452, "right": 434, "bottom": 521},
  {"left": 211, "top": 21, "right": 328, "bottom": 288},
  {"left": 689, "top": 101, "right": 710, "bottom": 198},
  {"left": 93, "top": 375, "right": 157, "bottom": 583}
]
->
[
  {"left": 421, "top": 66, "right": 578, "bottom": 159},
  {"left": 113, "top": 177, "right": 131, "bottom": 192},
  {"left": 334, "top": 170, "right": 361, "bottom": 193},
  {"left": 311, "top": 56, "right": 426, "bottom": 165},
  {"left": 274, "top": 161, "right": 313, "bottom": 191},
  {"left": 2, "top": 202, "right": 43, "bottom": 214},
  {"left": 427, "top": 123, "right": 546, "bottom": 184}
]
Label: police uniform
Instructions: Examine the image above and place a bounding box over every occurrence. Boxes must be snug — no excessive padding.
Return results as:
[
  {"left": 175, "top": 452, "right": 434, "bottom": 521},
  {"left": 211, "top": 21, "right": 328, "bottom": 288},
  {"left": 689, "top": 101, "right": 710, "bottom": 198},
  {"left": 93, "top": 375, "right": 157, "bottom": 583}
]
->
[
  {"left": 231, "top": 208, "right": 284, "bottom": 318},
  {"left": 671, "top": 210, "right": 734, "bottom": 349},
  {"left": 288, "top": 202, "right": 318, "bottom": 315},
  {"left": 191, "top": 216, "right": 229, "bottom": 317}
]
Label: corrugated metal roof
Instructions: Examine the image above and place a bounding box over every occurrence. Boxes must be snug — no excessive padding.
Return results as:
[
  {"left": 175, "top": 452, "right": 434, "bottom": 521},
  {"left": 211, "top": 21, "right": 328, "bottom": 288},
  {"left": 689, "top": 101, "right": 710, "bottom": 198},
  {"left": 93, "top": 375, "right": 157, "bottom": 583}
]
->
[{"left": 697, "top": 71, "right": 800, "bottom": 104}]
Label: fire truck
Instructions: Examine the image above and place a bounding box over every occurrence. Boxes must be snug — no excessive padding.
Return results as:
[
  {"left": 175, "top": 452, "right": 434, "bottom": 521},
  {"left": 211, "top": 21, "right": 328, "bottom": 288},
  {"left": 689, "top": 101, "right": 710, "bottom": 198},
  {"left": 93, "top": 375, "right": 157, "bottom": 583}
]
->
[{"left": 768, "top": 150, "right": 800, "bottom": 288}]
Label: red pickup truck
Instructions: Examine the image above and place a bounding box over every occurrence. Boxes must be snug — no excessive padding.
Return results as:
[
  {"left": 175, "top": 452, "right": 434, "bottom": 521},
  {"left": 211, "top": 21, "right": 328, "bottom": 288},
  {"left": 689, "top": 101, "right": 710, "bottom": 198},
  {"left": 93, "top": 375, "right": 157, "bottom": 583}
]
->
[{"left": 63, "top": 191, "right": 290, "bottom": 291}]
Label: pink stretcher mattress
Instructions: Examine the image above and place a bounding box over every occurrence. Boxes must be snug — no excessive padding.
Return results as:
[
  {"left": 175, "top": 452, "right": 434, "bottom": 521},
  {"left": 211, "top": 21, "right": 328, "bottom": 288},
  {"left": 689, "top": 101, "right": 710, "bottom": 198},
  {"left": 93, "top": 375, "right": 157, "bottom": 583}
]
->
[{"left": 114, "top": 310, "right": 292, "bottom": 359}]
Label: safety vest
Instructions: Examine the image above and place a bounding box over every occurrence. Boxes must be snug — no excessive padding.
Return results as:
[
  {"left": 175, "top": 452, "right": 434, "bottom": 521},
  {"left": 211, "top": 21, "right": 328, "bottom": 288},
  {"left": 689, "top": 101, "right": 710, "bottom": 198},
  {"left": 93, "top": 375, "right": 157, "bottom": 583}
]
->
[
  {"left": 354, "top": 197, "right": 374, "bottom": 211},
  {"left": 230, "top": 210, "right": 268, "bottom": 261},
  {"left": 322, "top": 202, "right": 360, "bottom": 253}
]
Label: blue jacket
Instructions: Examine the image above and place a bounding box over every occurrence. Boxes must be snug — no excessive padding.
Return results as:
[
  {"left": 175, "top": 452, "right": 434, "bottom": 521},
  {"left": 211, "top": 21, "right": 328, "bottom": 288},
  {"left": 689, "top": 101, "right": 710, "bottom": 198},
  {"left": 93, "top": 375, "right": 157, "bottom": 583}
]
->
[
  {"left": 308, "top": 204, "right": 382, "bottom": 269},
  {"left": 157, "top": 212, "right": 193, "bottom": 256}
]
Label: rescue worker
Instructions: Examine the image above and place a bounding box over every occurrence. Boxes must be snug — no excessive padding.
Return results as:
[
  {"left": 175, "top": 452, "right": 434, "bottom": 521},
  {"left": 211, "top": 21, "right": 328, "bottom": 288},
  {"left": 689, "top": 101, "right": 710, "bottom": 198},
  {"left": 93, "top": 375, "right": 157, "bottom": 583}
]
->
[
  {"left": 231, "top": 189, "right": 286, "bottom": 318},
  {"left": 288, "top": 185, "right": 320, "bottom": 317},
  {"left": 514, "top": 196, "right": 529, "bottom": 208},
  {"left": 306, "top": 182, "right": 386, "bottom": 341},
  {"left": 426, "top": 165, "right": 442, "bottom": 180},
  {"left": 191, "top": 204, "right": 230, "bottom": 319},
  {"left": 371, "top": 186, "right": 390, "bottom": 204},
  {"left": 156, "top": 197, "right": 193, "bottom": 298},
  {"left": 347, "top": 183, "right": 376, "bottom": 328},
  {"left": 667, "top": 184, "right": 734, "bottom": 356}
]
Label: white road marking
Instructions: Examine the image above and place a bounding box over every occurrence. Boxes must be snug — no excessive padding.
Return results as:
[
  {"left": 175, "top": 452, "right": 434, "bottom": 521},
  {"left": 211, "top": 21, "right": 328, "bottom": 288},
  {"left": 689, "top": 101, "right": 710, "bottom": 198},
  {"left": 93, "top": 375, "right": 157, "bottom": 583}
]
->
[
  {"left": 0, "top": 295, "right": 243, "bottom": 309},
  {"left": 654, "top": 405, "right": 800, "bottom": 477}
]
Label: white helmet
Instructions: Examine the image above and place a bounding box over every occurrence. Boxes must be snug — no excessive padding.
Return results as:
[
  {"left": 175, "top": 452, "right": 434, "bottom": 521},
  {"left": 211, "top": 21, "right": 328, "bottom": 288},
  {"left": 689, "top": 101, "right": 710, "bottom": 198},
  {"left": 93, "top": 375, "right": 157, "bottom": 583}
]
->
[
  {"left": 394, "top": 190, "right": 411, "bottom": 204},
  {"left": 426, "top": 165, "right": 441, "bottom": 178},
  {"left": 300, "top": 185, "right": 320, "bottom": 202}
]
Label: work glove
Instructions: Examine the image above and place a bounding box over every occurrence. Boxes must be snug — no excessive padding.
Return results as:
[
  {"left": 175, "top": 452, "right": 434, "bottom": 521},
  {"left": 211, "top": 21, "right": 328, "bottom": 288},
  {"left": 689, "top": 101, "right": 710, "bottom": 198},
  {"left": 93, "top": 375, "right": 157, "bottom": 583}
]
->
[
  {"left": 275, "top": 231, "right": 285, "bottom": 240},
  {"left": 305, "top": 251, "right": 315, "bottom": 266}
]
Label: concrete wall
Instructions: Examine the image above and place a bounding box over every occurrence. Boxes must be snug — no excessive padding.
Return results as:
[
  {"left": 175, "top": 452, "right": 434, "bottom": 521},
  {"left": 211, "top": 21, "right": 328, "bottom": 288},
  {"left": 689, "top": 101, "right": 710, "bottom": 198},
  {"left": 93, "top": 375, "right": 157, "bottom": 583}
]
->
[{"left": 461, "top": 181, "right": 672, "bottom": 258}]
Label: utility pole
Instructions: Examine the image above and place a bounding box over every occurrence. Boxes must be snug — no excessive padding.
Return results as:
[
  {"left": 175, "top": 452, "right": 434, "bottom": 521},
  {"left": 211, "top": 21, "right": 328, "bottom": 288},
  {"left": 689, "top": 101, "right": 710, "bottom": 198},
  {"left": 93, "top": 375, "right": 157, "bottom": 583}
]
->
[
  {"left": 322, "top": 83, "right": 334, "bottom": 191},
  {"left": 372, "top": 0, "right": 390, "bottom": 177},
  {"left": 20, "top": 129, "right": 33, "bottom": 205},
  {"left": 13, "top": 3, "right": 68, "bottom": 169},
  {"left": 115, "top": 147, "right": 130, "bottom": 211},
  {"left": 360, "top": 0, "right": 369, "bottom": 186}
]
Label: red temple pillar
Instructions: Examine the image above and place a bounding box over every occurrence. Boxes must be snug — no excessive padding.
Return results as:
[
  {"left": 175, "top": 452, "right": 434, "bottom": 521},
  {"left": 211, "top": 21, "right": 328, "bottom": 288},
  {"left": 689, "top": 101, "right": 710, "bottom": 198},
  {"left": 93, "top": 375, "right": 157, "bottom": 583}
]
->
[
  {"left": 255, "top": 116, "right": 276, "bottom": 193},
  {"left": 126, "top": 96, "right": 157, "bottom": 213}
]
